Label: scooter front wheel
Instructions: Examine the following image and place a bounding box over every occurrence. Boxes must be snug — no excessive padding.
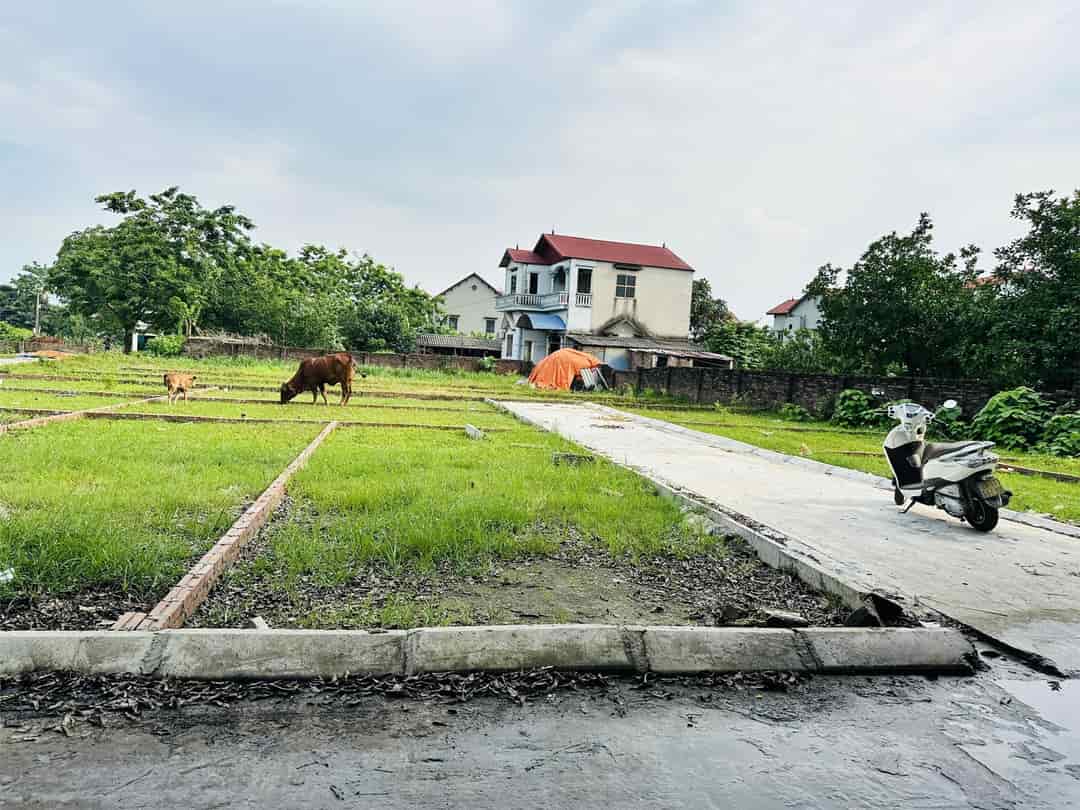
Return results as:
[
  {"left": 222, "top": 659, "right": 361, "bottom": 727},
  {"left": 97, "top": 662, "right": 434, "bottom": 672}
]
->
[{"left": 965, "top": 500, "right": 999, "bottom": 532}]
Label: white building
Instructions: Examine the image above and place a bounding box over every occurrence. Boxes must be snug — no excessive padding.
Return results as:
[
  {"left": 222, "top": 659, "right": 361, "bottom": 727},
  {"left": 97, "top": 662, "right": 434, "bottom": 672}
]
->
[
  {"left": 497, "top": 233, "right": 703, "bottom": 369},
  {"left": 766, "top": 294, "right": 822, "bottom": 338},
  {"left": 438, "top": 273, "right": 501, "bottom": 336}
]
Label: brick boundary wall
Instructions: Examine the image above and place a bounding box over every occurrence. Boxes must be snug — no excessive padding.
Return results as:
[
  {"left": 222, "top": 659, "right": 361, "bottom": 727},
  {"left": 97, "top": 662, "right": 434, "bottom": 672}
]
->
[
  {"left": 610, "top": 367, "right": 1078, "bottom": 416},
  {"left": 182, "top": 337, "right": 528, "bottom": 376},
  {"left": 115, "top": 421, "right": 341, "bottom": 632}
]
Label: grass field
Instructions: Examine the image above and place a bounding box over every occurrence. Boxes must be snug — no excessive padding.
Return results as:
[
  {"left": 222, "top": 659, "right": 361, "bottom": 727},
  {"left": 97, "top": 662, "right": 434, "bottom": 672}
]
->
[
  {"left": 626, "top": 407, "right": 1080, "bottom": 523},
  {"left": 0, "top": 420, "right": 321, "bottom": 601}
]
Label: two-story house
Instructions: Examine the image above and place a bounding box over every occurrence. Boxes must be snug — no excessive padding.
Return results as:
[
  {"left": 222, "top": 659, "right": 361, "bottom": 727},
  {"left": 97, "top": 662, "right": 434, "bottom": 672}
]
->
[
  {"left": 766, "top": 294, "right": 822, "bottom": 338},
  {"left": 438, "top": 273, "right": 501, "bottom": 336},
  {"left": 497, "top": 233, "right": 706, "bottom": 369}
]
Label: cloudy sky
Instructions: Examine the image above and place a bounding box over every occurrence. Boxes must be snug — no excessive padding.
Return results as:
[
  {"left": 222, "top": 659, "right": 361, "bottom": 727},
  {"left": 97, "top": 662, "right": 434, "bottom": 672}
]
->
[{"left": 2, "top": 1, "right": 1077, "bottom": 321}]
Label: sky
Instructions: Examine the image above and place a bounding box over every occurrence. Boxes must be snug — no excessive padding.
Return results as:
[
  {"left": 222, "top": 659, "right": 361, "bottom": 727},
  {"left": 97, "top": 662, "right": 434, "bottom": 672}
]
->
[{"left": 2, "top": 1, "right": 1078, "bottom": 322}]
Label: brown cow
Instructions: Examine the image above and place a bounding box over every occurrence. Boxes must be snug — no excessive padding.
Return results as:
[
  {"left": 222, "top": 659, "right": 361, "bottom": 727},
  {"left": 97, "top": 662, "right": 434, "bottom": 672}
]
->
[
  {"left": 280, "top": 353, "right": 365, "bottom": 406},
  {"left": 163, "top": 372, "right": 196, "bottom": 404}
]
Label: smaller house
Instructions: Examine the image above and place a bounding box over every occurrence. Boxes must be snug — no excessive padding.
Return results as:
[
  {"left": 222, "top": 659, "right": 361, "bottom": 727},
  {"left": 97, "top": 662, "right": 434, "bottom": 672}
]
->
[
  {"left": 767, "top": 295, "right": 821, "bottom": 338},
  {"left": 437, "top": 273, "right": 501, "bottom": 337}
]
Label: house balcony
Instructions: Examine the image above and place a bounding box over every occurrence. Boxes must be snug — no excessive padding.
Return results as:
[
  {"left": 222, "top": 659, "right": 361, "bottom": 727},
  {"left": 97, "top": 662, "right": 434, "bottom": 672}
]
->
[{"left": 495, "top": 291, "right": 569, "bottom": 311}]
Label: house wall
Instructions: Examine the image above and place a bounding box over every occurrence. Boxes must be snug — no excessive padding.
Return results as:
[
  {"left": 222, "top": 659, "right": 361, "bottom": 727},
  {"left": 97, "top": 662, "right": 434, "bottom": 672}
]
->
[
  {"left": 441, "top": 276, "right": 498, "bottom": 335},
  {"left": 585, "top": 262, "right": 692, "bottom": 336},
  {"left": 772, "top": 297, "right": 822, "bottom": 336}
]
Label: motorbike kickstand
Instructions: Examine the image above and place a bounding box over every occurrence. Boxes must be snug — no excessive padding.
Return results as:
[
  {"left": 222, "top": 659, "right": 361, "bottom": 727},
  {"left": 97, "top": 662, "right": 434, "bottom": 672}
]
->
[{"left": 901, "top": 499, "right": 918, "bottom": 514}]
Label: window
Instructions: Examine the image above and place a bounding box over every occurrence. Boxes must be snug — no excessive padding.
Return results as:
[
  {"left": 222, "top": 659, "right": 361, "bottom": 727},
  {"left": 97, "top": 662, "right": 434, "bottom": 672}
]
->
[
  {"left": 615, "top": 273, "right": 636, "bottom": 299},
  {"left": 548, "top": 333, "right": 562, "bottom": 356},
  {"left": 509, "top": 273, "right": 517, "bottom": 294},
  {"left": 505, "top": 333, "right": 514, "bottom": 357},
  {"left": 484, "top": 317, "right": 496, "bottom": 335},
  {"left": 447, "top": 315, "right": 459, "bottom": 330},
  {"left": 524, "top": 340, "right": 534, "bottom": 362},
  {"left": 528, "top": 273, "right": 539, "bottom": 295},
  {"left": 577, "top": 268, "right": 592, "bottom": 294}
]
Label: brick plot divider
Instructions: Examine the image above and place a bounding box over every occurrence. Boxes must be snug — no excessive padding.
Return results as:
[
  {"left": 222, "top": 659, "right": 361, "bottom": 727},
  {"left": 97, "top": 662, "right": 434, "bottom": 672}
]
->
[
  {"left": 0, "top": 391, "right": 185, "bottom": 434},
  {"left": 115, "top": 420, "right": 340, "bottom": 632}
]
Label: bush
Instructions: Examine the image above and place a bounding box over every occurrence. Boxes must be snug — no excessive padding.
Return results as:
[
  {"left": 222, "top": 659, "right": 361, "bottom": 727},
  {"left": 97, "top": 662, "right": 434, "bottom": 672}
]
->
[
  {"left": 0, "top": 321, "right": 32, "bottom": 343},
  {"left": 831, "top": 389, "right": 884, "bottom": 428},
  {"left": 1039, "top": 413, "right": 1080, "bottom": 457},
  {"left": 927, "top": 404, "right": 967, "bottom": 440},
  {"left": 476, "top": 355, "right": 496, "bottom": 372},
  {"left": 144, "top": 334, "right": 185, "bottom": 356},
  {"left": 971, "top": 387, "right": 1051, "bottom": 449},
  {"left": 778, "top": 403, "right": 812, "bottom": 422}
]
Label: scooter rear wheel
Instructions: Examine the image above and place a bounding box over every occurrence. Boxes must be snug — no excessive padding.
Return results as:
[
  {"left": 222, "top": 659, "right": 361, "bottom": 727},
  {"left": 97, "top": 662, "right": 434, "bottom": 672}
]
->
[{"left": 965, "top": 500, "right": 999, "bottom": 532}]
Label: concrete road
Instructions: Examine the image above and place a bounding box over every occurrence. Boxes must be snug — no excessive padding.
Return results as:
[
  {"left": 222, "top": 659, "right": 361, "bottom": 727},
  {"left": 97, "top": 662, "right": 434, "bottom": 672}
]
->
[
  {"left": 1, "top": 671, "right": 1078, "bottom": 808},
  {"left": 498, "top": 402, "right": 1080, "bottom": 675}
]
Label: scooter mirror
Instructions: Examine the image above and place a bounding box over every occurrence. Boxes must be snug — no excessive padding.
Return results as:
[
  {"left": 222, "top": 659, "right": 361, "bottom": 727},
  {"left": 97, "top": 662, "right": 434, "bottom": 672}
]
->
[{"left": 942, "top": 399, "right": 958, "bottom": 409}]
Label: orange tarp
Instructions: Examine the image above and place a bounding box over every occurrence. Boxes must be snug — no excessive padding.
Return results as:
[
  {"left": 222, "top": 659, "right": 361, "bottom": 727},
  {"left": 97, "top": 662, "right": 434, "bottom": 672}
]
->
[{"left": 527, "top": 348, "right": 602, "bottom": 391}]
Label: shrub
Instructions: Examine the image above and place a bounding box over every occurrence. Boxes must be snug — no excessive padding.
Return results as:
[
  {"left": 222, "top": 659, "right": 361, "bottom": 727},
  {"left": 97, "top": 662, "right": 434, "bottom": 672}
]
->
[
  {"left": 831, "top": 389, "right": 884, "bottom": 428},
  {"left": 1039, "top": 413, "right": 1080, "bottom": 457},
  {"left": 970, "top": 387, "right": 1051, "bottom": 449},
  {"left": 778, "top": 403, "right": 812, "bottom": 422},
  {"left": 927, "top": 405, "right": 967, "bottom": 440},
  {"left": 0, "top": 321, "right": 32, "bottom": 343},
  {"left": 144, "top": 334, "right": 185, "bottom": 357},
  {"left": 476, "top": 355, "right": 496, "bottom": 372}
]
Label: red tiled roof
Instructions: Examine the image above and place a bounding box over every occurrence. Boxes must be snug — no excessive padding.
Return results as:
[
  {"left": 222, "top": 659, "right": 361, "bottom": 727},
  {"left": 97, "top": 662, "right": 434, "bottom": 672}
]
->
[
  {"left": 502, "top": 248, "right": 547, "bottom": 265},
  {"left": 500, "top": 234, "right": 693, "bottom": 271},
  {"left": 766, "top": 297, "right": 801, "bottom": 315}
]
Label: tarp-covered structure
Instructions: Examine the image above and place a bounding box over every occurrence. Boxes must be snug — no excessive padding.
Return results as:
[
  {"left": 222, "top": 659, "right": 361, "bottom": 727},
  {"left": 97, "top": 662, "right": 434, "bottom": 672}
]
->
[{"left": 527, "top": 348, "right": 602, "bottom": 391}]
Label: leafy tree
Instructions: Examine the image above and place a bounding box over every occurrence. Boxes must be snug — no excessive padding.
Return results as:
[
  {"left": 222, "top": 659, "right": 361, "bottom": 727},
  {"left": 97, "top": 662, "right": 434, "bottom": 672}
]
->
[
  {"left": 701, "top": 319, "right": 774, "bottom": 368},
  {"left": 987, "top": 190, "right": 1080, "bottom": 388},
  {"left": 49, "top": 188, "right": 254, "bottom": 348},
  {"left": 760, "top": 328, "right": 835, "bottom": 373},
  {"left": 689, "top": 278, "right": 731, "bottom": 341},
  {"left": 807, "top": 214, "right": 981, "bottom": 376}
]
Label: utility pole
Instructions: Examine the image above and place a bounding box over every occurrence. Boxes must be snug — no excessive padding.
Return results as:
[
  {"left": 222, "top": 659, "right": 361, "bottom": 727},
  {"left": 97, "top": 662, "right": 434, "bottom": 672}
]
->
[{"left": 33, "top": 288, "right": 43, "bottom": 337}]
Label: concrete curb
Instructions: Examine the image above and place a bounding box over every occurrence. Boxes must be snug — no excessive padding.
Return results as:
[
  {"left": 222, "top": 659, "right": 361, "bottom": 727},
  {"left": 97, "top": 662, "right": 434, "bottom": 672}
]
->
[
  {"left": 0, "top": 626, "right": 975, "bottom": 679},
  {"left": 114, "top": 421, "right": 339, "bottom": 632},
  {"left": 588, "top": 403, "right": 1080, "bottom": 540}
]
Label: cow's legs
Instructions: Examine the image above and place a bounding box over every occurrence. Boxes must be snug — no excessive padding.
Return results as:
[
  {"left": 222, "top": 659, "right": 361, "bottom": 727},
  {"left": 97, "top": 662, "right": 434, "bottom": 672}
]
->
[
  {"left": 341, "top": 383, "right": 350, "bottom": 406},
  {"left": 311, "top": 388, "right": 318, "bottom": 404},
  {"left": 320, "top": 384, "right": 329, "bottom": 406},
  {"left": 183, "top": 390, "right": 189, "bottom": 402}
]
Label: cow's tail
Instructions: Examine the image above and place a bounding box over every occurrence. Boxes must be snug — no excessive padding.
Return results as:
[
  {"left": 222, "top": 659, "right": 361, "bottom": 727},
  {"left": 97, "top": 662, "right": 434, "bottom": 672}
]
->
[{"left": 163, "top": 373, "right": 169, "bottom": 385}]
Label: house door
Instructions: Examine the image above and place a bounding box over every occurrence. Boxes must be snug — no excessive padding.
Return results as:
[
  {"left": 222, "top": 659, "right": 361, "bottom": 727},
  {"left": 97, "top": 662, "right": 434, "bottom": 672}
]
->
[
  {"left": 528, "top": 273, "right": 539, "bottom": 295},
  {"left": 524, "top": 340, "right": 533, "bottom": 362},
  {"left": 505, "top": 333, "right": 513, "bottom": 358}
]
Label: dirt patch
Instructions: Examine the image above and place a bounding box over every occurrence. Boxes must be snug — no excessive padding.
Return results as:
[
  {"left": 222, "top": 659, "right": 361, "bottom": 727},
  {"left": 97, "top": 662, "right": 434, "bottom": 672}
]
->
[
  {"left": 190, "top": 520, "right": 846, "bottom": 630},
  {"left": 1, "top": 586, "right": 150, "bottom": 631}
]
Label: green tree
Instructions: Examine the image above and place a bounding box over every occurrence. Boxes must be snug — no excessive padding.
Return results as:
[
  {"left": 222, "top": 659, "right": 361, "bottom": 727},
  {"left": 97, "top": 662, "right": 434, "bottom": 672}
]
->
[
  {"left": 49, "top": 188, "right": 254, "bottom": 348},
  {"left": 987, "top": 190, "right": 1080, "bottom": 388},
  {"left": 761, "top": 328, "right": 835, "bottom": 373},
  {"left": 807, "top": 214, "right": 981, "bottom": 376},
  {"left": 701, "top": 319, "right": 774, "bottom": 368},
  {"left": 689, "top": 278, "right": 731, "bottom": 341}
]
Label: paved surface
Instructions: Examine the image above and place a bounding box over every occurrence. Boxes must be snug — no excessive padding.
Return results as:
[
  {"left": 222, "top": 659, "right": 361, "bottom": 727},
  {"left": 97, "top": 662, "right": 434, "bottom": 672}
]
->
[
  {"left": 0, "top": 357, "right": 33, "bottom": 366},
  {"left": 499, "top": 402, "right": 1080, "bottom": 675},
  {"left": 1, "top": 670, "right": 1078, "bottom": 808}
]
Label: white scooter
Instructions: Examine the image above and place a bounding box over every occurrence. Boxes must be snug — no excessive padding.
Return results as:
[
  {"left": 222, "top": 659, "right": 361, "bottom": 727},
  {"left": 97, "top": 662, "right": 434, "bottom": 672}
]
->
[{"left": 883, "top": 400, "right": 1011, "bottom": 532}]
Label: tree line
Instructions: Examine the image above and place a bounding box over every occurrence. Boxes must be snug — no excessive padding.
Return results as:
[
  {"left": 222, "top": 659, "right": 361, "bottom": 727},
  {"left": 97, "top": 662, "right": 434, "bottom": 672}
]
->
[
  {"left": 2, "top": 187, "right": 444, "bottom": 352},
  {"left": 692, "top": 190, "right": 1080, "bottom": 390}
]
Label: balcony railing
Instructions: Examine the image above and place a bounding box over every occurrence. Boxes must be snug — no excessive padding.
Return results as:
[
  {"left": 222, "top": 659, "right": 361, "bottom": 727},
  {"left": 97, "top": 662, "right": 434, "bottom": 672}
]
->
[
  {"left": 496, "top": 291, "right": 569, "bottom": 311},
  {"left": 575, "top": 292, "right": 592, "bottom": 307}
]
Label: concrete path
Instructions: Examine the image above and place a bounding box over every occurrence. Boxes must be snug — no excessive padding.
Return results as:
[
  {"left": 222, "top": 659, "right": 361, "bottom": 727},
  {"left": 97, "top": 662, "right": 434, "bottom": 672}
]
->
[
  {"left": 499, "top": 402, "right": 1080, "bottom": 675},
  {"left": 2, "top": 671, "right": 1076, "bottom": 808}
]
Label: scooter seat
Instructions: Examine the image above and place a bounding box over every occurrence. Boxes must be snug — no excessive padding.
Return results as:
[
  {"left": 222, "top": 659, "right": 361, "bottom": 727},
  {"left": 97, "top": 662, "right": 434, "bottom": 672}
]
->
[{"left": 922, "top": 441, "right": 992, "bottom": 463}]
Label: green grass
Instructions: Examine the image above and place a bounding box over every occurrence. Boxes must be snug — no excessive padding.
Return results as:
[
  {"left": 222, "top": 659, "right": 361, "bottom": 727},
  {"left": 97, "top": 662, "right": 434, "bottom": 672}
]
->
[
  {"left": 626, "top": 407, "right": 1080, "bottom": 523},
  {"left": 134, "top": 399, "right": 518, "bottom": 427},
  {"left": 249, "top": 426, "right": 714, "bottom": 591},
  {"left": 0, "top": 389, "right": 147, "bottom": 411},
  {"left": 0, "top": 420, "right": 321, "bottom": 599}
]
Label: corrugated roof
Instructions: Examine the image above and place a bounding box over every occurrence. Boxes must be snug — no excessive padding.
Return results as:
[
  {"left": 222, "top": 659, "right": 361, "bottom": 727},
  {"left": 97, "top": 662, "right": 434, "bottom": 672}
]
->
[
  {"left": 500, "top": 234, "right": 693, "bottom": 271},
  {"left": 416, "top": 334, "right": 501, "bottom": 351},
  {"left": 565, "top": 332, "right": 731, "bottom": 361}
]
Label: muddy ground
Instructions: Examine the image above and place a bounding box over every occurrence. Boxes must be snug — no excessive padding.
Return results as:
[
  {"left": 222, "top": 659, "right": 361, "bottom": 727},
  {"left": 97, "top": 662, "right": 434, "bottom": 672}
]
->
[
  {"left": 190, "top": 517, "right": 848, "bottom": 629},
  {"left": 0, "top": 586, "right": 150, "bottom": 632}
]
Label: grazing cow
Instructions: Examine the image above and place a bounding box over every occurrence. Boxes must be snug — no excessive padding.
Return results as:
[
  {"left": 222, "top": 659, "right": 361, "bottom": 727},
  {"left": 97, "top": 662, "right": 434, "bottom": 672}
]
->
[
  {"left": 163, "top": 372, "right": 196, "bottom": 404},
  {"left": 280, "top": 353, "right": 365, "bottom": 406}
]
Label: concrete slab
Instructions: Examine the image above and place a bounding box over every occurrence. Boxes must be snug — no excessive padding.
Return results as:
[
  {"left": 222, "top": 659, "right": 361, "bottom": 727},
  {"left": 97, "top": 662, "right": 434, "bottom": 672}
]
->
[{"left": 497, "top": 401, "right": 1080, "bottom": 675}]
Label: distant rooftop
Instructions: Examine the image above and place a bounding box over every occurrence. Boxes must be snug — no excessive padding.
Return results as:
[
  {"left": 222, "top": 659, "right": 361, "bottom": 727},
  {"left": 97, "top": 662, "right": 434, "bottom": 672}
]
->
[{"left": 501, "top": 233, "right": 693, "bottom": 272}]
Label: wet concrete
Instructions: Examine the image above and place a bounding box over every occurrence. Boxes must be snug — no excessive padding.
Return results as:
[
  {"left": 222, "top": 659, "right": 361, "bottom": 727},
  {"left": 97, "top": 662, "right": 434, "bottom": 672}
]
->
[
  {"left": 498, "top": 402, "right": 1080, "bottom": 675},
  {"left": 1, "top": 667, "right": 1077, "bottom": 808}
]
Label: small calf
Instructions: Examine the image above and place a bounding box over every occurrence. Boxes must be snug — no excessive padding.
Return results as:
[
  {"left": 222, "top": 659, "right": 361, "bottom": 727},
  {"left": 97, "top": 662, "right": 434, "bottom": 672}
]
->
[{"left": 163, "top": 372, "right": 196, "bottom": 404}]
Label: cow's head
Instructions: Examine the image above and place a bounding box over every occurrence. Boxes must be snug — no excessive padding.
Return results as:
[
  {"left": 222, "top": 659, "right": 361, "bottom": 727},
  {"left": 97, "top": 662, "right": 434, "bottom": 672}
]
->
[{"left": 280, "top": 382, "right": 298, "bottom": 404}]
